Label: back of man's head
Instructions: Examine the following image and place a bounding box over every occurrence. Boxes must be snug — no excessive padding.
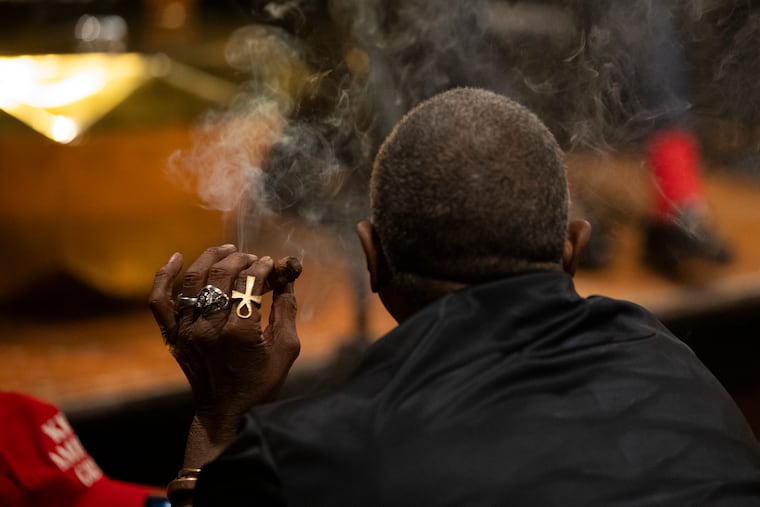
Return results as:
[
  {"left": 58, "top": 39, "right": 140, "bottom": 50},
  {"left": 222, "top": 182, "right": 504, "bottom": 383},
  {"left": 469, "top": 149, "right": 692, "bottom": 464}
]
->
[{"left": 370, "top": 87, "right": 569, "bottom": 282}]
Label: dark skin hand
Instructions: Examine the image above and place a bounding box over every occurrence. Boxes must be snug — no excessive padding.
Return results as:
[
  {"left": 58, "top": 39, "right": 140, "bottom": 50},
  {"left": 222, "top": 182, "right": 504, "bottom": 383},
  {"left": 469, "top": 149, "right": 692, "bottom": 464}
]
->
[{"left": 149, "top": 244, "right": 300, "bottom": 475}]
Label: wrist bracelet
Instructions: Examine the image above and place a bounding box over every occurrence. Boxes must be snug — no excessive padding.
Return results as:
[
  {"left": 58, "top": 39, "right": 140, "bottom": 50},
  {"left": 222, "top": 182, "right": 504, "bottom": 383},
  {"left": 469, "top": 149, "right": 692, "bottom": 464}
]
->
[{"left": 177, "top": 468, "right": 202, "bottom": 479}]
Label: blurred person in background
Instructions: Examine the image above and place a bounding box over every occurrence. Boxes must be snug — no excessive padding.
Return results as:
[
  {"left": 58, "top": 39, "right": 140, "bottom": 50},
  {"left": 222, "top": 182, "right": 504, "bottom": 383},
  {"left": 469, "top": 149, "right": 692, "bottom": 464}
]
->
[{"left": 572, "top": 0, "right": 733, "bottom": 275}]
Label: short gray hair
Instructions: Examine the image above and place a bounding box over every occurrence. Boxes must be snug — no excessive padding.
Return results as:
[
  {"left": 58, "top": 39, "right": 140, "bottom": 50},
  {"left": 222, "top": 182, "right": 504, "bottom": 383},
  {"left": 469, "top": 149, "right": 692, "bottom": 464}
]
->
[{"left": 370, "top": 87, "right": 569, "bottom": 282}]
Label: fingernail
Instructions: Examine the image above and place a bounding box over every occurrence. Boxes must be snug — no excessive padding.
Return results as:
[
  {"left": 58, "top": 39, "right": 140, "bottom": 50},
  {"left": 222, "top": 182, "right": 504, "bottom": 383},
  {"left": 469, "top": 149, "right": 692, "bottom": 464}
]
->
[
  {"left": 221, "top": 243, "right": 236, "bottom": 249},
  {"left": 168, "top": 252, "right": 180, "bottom": 263}
]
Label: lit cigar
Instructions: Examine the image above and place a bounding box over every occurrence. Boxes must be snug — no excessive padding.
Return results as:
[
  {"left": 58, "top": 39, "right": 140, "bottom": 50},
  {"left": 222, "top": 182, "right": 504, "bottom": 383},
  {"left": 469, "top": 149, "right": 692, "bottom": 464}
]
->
[{"left": 263, "top": 256, "right": 303, "bottom": 292}]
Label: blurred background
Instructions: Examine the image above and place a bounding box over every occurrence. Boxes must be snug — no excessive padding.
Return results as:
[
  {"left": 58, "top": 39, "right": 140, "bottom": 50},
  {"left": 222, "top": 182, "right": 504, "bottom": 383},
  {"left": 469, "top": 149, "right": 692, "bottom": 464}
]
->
[{"left": 1, "top": 0, "right": 759, "bottom": 489}]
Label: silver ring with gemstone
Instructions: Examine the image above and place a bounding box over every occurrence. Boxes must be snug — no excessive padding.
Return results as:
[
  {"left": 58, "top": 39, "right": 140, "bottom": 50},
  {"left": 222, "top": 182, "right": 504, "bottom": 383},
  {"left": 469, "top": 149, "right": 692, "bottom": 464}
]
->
[{"left": 195, "top": 285, "right": 230, "bottom": 316}]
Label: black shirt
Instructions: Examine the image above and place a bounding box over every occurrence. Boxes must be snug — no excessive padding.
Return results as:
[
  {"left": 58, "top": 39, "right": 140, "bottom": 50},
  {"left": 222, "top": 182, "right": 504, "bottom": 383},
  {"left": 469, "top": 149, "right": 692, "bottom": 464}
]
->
[{"left": 196, "top": 271, "right": 760, "bottom": 506}]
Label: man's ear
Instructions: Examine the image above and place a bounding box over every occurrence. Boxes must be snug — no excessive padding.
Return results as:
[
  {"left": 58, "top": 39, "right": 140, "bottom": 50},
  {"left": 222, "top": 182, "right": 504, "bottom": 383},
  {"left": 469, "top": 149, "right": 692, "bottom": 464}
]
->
[
  {"left": 562, "top": 219, "right": 592, "bottom": 276},
  {"left": 356, "top": 220, "right": 390, "bottom": 293}
]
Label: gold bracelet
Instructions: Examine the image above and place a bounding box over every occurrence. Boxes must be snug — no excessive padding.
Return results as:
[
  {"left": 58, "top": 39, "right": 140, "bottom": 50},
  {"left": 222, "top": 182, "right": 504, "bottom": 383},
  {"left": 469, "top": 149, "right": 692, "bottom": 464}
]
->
[{"left": 177, "top": 467, "right": 202, "bottom": 479}]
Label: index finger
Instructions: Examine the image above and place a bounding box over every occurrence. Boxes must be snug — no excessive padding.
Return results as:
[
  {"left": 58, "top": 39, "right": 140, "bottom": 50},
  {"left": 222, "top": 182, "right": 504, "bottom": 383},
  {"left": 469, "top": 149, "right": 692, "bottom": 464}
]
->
[{"left": 148, "top": 251, "right": 184, "bottom": 340}]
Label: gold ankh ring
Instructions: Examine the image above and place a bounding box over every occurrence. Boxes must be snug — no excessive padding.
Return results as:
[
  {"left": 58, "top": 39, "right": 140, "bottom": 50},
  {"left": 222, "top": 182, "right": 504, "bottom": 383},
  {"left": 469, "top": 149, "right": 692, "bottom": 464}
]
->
[{"left": 231, "top": 275, "right": 262, "bottom": 319}]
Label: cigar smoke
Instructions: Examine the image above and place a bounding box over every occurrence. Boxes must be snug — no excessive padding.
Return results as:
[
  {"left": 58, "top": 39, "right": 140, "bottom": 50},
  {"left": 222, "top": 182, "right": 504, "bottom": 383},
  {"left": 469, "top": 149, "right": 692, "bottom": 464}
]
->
[
  {"left": 171, "top": 0, "right": 759, "bottom": 230},
  {"left": 168, "top": 0, "right": 758, "bottom": 326},
  {"left": 167, "top": 95, "right": 285, "bottom": 216},
  {"left": 168, "top": 19, "right": 368, "bottom": 254}
]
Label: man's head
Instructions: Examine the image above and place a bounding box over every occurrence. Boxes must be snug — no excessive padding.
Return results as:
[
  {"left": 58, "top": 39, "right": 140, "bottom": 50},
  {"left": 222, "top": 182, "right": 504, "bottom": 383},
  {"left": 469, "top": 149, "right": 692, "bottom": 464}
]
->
[{"left": 356, "top": 87, "right": 589, "bottom": 320}]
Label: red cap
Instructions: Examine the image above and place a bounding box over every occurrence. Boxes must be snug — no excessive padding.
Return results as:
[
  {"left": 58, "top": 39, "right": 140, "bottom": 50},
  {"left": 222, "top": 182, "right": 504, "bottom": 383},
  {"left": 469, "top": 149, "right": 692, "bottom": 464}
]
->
[{"left": 0, "top": 391, "right": 152, "bottom": 507}]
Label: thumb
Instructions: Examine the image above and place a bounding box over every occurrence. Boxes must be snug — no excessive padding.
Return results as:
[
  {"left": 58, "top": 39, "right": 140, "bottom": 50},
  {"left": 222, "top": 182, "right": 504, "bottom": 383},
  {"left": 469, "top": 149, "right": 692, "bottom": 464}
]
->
[{"left": 268, "top": 282, "right": 300, "bottom": 359}]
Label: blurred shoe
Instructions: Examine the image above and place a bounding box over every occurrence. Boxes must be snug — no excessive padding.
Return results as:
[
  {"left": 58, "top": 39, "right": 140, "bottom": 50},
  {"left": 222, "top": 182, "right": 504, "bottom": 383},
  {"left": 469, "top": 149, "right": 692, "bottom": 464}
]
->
[{"left": 642, "top": 207, "right": 732, "bottom": 278}]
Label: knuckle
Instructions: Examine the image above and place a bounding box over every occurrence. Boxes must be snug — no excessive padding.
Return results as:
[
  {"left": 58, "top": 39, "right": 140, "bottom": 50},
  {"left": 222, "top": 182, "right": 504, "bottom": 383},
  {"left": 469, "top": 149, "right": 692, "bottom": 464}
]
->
[
  {"left": 183, "top": 270, "right": 205, "bottom": 286},
  {"left": 153, "top": 265, "right": 169, "bottom": 280},
  {"left": 207, "top": 265, "right": 230, "bottom": 280}
]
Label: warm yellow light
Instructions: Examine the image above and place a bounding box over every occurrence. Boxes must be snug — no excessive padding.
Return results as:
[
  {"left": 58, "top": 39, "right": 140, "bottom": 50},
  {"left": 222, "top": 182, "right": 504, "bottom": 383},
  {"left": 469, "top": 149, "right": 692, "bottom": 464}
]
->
[
  {"left": 6, "top": 67, "right": 107, "bottom": 109},
  {"left": 51, "top": 116, "right": 79, "bottom": 144},
  {"left": 0, "top": 53, "right": 152, "bottom": 143}
]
